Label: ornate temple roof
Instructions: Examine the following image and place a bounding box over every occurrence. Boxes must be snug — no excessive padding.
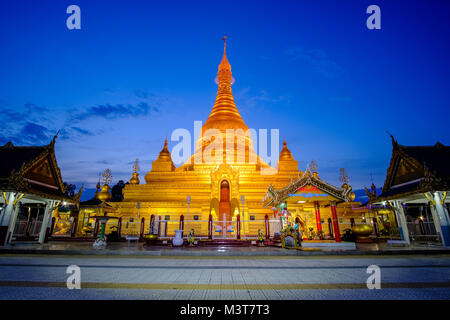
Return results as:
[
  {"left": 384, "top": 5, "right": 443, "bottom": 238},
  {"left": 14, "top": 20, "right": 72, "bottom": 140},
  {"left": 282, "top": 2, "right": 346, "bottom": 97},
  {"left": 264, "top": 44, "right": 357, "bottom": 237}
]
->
[
  {"left": 263, "top": 166, "right": 354, "bottom": 207},
  {"left": 377, "top": 136, "right": 450, "bottom": 200},
  {"left": 0, "top": 137, "right": 81, "bottom": 203}
]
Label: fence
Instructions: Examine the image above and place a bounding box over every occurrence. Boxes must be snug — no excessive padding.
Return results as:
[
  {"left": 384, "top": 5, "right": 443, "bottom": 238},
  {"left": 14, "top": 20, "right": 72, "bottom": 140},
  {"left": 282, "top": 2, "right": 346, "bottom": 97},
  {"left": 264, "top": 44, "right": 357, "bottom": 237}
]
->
[
  {"left": 13, "top": 220, "right": 43, "bottom": 237},
  {"left": 183, "top": 219, "right": 210, "bottom": 239},
  {"left": 407, "top": 220, "right": 441, "bottom": 243},
  {"left": 212, "top": 216, "right": 237, "bottom": 239},
  {"left": 241, "top": 219, "right": 266, "bottom": 239},
  {"left": 120, "top": 221, "right": 140, "bottom": 236}
]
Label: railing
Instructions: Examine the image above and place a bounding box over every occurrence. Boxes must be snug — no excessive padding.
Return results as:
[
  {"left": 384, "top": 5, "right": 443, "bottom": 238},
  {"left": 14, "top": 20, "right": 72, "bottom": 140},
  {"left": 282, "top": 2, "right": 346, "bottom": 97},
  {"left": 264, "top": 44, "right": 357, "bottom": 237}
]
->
[
  {"left": 13, "top": 220, "right": 43, "bottom": 238},
  {"left": 241, "top": 219, "right": 266, "bottom": 239},
  {"left": 120, "top": 221, "right": 141, "bottom": 236},
  {"left": 104, "top": 220, "right": 121, "bottom": 235},
  {"left": 31, "top": 221, "right": 42, "bottom": 236},
  {"left": 183, "top": 219, "right": 210, "bottom": 239},
  {"left": 13, "top": 220, "right": 28, "bottom": 236},
  {"left": 268, "top": 219, "right": 282, "bottom": 238},
  {"left": 407, "top": 221, "right": 441, "bottom": 243},
  {"left": 212, "top": 219, "right": 237, "bottom": 239}
]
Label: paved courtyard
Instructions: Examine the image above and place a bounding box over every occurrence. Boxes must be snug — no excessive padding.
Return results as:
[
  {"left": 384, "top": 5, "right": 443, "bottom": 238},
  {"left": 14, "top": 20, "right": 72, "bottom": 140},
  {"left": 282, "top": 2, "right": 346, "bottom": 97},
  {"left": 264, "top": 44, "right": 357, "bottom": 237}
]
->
[{"left": 0, "top": 254, "right": 449, "bottom": 300}]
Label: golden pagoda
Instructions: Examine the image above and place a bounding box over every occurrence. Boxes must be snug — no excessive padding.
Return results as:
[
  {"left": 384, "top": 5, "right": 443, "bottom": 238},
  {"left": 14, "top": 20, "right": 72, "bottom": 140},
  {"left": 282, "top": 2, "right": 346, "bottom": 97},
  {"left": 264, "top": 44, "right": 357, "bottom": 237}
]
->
[{"left": 110, "top": 37, "right": 362, "bottom": 240}]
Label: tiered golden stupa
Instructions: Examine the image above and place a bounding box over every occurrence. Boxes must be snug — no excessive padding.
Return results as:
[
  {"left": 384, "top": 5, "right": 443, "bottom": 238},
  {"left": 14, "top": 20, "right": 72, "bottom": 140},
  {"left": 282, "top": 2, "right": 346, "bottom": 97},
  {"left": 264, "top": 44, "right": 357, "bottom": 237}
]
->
[{"left": 112, "top": 38, "right": 359, "bottom": 239}]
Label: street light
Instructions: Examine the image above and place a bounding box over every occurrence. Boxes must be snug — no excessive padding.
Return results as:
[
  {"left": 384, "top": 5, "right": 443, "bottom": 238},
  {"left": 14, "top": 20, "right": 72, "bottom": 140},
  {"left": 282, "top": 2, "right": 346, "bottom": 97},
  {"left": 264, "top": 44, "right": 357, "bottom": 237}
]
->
[
  {"left": 137, "top": 201, "right": 141, "bottom": 220},
  {"left": 186, "top": 196, "right": 191, "bottom": 236}
]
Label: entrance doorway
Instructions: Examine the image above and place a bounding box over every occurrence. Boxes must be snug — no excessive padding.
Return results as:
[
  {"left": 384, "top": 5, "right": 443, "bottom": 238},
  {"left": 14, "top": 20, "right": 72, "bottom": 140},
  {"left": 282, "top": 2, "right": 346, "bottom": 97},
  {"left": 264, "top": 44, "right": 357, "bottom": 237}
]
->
[{"left": 219, "top": 180, "right": 231, "bottom": 221}]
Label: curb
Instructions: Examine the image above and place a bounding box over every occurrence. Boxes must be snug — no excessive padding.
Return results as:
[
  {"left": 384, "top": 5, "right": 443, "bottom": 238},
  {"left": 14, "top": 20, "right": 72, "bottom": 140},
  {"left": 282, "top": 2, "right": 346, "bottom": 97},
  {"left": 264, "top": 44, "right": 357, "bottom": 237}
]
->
[{"left": 1, "top": 248, "right": 449, "bottom": 257}]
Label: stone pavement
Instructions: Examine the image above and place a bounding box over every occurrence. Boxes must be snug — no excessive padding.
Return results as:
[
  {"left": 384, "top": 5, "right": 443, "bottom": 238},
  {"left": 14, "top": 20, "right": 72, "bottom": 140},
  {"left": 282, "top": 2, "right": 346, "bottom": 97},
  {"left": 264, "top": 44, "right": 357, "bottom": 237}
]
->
[
  {"left": 1, "top": 241, "right": 449, "bottom": 256},
  {"left": 0, "top": 254, "right": 449, "bottom": 299}
]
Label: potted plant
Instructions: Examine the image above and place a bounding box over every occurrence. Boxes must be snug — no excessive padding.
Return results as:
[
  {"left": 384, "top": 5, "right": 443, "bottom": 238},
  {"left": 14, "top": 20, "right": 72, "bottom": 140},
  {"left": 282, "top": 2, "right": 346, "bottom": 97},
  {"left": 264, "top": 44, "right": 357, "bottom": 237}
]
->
[{"left": 144, "top": 219, "right": 159, "bottom": 245}]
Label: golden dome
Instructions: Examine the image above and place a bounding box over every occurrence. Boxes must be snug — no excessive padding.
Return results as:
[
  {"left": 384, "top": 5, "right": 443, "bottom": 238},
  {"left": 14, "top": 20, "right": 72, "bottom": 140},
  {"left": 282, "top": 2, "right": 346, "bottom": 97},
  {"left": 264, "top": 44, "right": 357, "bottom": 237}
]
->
[
  {"left": 151, "top": 139, "right": 176, "bottom": 172},
  {"left": 349, "top": 192, "right": 356, "bottom": 201},
  {"left": 97, "top": 184, "right": 111, "bottom": 202},
  {"left": 279, "top": 139, "right": 294, "bottom": 161},
  {"left": 129, "top": 172, "right": 140, "bottom": 185},
  {"left": 157, "top": 139, "right": 173, "bottom": 162}
]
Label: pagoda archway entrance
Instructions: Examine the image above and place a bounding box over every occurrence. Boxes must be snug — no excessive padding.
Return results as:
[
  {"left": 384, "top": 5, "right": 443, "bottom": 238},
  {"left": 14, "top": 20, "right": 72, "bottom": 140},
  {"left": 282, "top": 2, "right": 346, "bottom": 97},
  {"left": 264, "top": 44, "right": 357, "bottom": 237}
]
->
[
  {"left": 212, "top": 180, "right": 237, "bottom": 239},
  {"left": 219, "top": 180, "right": 231, "bottom": 221}
]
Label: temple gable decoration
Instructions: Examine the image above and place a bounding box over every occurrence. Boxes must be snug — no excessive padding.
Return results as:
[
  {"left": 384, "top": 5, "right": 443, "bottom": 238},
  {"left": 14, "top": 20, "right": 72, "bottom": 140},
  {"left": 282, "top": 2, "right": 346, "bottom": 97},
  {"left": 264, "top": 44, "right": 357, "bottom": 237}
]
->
[
  {"left": 0, "top": 136, "right": 80, "bottom": 203},
  {"left": 263, "top": 166, "right": 355, "bottom": 207},
  {"left": 379, "top": 135, "right": 450, "bottom": 200}
]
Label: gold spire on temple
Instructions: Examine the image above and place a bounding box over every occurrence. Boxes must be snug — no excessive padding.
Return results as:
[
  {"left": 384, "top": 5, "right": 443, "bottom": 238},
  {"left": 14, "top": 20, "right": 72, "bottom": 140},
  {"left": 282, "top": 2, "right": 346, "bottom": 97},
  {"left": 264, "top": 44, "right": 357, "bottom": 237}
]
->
[
  {"left": 339, "top": 168, "right": 350, "bottom": 189},
  {"left": 278, "top": 139, "right": 298, "bottom": 172},
  {"left": 151, "top": 139, "right": 175, "bottom": 172},
  {"left": 279, "top": 139, "right": 294, "bottom": 161},
  {"left": 203, "top": 35, "right": 247, "bottom": 133},
  {"left": 97, "top": 169, "right": 112, "bottom": 202},
  {"left": 129, "top": 158, "right": 140, "bottom": 185}
]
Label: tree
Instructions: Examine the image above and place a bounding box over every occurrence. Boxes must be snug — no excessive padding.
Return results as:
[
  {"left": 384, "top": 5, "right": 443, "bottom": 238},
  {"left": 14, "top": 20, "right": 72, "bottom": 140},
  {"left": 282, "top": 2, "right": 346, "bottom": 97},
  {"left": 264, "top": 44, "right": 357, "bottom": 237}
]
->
[
  {"left": 111, "top": 180, "right": 126, "bottom": 202},
  {"left": 63, "top": 182, "right": 76, "bottom": 198}
]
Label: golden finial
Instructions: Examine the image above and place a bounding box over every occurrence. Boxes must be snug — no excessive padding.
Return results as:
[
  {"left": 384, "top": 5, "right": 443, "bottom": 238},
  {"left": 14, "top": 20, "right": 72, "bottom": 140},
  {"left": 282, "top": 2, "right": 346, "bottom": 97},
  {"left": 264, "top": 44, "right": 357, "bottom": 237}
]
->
[
  {"left": 339, "top": 168, "right": 349, "bottom": 187},
  {"left": 222, "top": 35, "right": 227, "bottom": 51},
  {"left": 133, "top": 158, "right": 140, "bottom": 173},
  {"left": 102, "top": 169, "right": 113, "bottom": 186},
  {"left": 129, "top": 159, "right": 140, "bottom": 185},
  {"left": 310, "top": 159, "right": 318, "bottom": 172}
]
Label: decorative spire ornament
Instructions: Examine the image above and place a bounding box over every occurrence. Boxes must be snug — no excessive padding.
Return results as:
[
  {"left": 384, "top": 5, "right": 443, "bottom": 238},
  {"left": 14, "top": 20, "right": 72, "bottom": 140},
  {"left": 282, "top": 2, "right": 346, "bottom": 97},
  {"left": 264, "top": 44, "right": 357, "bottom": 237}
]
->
[
  {"left": 97, "top": 169, "right": 112, "bottom": 202},
  {"left": 310, "top": 159, "right": 318, "bottom": 172},
  {"left": 129, "top": 158, "right": 140, "bottom": 185},
  {"left": 310, "top": 159, "right": 319, "bottom": 179},
  {"left": 102, "top": 168, "right": 113, "bottom": 186},
  {"left": 133, "top": 158, "right": 140, "bottom": 173},
  {"left": 339, "top": 168, "right": 349, "bottom": 188}
]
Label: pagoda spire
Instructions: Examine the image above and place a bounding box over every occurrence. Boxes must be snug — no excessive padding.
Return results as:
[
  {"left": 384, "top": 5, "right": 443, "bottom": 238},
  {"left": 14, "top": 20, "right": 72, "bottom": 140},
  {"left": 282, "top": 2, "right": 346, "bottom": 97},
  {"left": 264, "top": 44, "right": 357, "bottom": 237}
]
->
[{"left": 202, "top": 36, "right": 248, "bottom": 133}]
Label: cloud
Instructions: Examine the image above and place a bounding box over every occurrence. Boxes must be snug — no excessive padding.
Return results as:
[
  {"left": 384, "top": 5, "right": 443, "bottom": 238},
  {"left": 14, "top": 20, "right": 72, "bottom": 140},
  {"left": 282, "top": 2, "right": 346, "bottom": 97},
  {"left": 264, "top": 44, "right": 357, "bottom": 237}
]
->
[
  {"left": 0, "top": 121, "right": 53, "bottom": 145},
  {"left": 70, "top": 101, "right": 160, "bottom": 122},
  {"left": 58, "top": 126, "right": 96, "bottom": 141},
  {"left": 236, "top": 88, "right": 287, "bottom": 110},
  {"left": 284, "top": 48, "right": 343, "bottom": 78},
  {"left": 24, "top": 102, "right": 48, "bottom": 114},
  {"left": 134, "top": 89, "right": 156, "bottom": 99},
  {"left": 0, "top": 91, "right": 166, "bottom": 145}
]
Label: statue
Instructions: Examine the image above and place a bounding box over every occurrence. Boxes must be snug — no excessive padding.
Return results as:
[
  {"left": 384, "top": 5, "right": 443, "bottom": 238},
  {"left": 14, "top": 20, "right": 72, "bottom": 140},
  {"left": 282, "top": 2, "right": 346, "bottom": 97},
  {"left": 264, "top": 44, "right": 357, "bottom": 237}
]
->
[
  {"left": 257, "top": 229, "right": 264, "bottom": 246},
  {"left": 281, "top": 226, "right": 297, "bottom": 248},
  {"left": 294, "top": 222, "right": 302, "bottom": 247},
  {"left": 188, "top": 229, "right": 195, "bottom": 246}
]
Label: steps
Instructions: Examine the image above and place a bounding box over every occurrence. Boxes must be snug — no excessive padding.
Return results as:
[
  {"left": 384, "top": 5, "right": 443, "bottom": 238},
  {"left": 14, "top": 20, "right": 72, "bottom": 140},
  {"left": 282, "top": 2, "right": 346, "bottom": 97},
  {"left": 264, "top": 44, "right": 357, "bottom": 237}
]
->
[{"left": 198, "top": 240, "right": 252, "bottom": 247}]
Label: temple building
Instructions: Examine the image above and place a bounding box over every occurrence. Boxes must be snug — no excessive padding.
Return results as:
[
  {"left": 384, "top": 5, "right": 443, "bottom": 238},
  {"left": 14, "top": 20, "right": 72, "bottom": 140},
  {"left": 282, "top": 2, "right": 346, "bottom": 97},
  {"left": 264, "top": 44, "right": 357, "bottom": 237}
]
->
[
  {"left": 90, "top": 39, "right": 362, "bottom": 241},
  {"left": 370, "top": 136, "right": 450, "bottom": 246},
  {"left": 0, "top": 137, "right": 80, "bottom": 245}
]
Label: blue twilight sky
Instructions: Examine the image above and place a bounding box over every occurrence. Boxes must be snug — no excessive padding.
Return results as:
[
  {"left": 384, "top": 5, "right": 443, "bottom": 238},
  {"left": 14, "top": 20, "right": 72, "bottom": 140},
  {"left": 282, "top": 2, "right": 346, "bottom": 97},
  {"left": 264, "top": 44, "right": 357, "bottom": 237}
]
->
[{"left": 1, "top": 0, "right": 450, "bottom": 200}]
